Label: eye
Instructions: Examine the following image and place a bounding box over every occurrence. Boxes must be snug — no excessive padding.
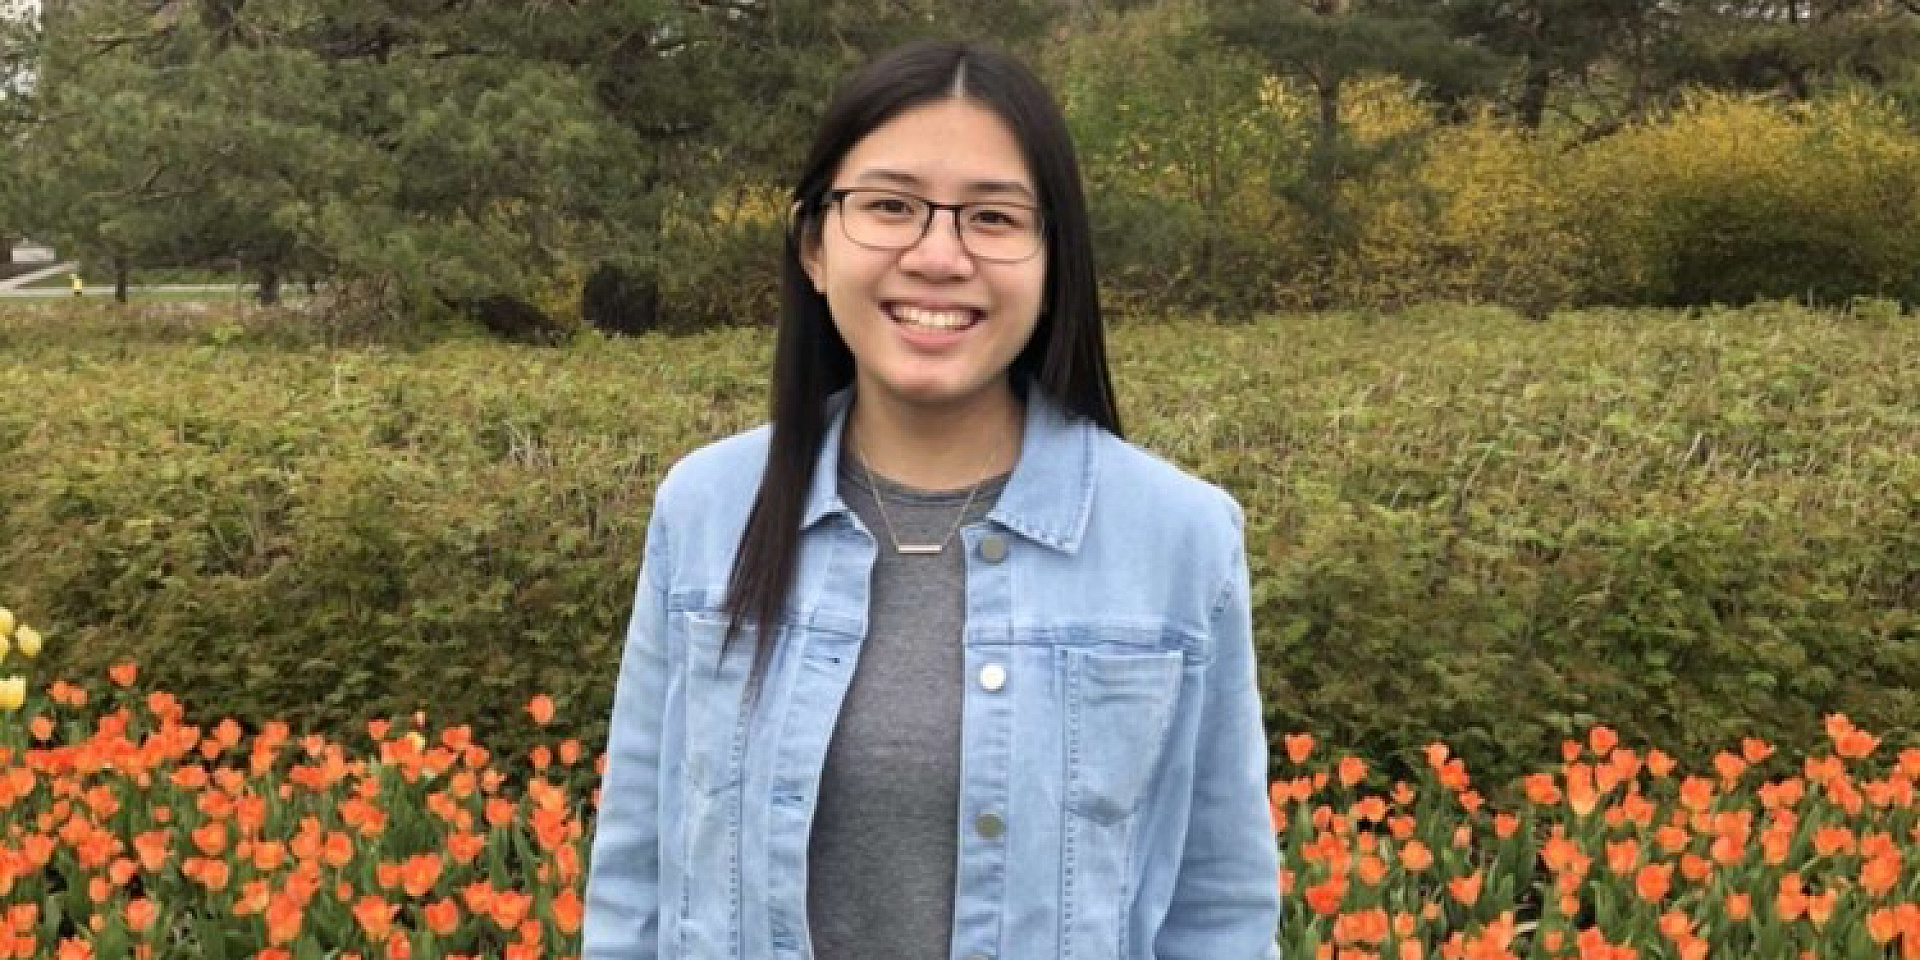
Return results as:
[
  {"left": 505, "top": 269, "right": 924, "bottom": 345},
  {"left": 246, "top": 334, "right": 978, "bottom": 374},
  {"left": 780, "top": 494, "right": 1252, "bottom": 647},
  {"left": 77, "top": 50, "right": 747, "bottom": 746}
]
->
[
  {"left": 967, "top": 205, "right": 1033, "bottom": 232},
  {"left": 855, "top": 193, "right": 921, "bottom": 219}
]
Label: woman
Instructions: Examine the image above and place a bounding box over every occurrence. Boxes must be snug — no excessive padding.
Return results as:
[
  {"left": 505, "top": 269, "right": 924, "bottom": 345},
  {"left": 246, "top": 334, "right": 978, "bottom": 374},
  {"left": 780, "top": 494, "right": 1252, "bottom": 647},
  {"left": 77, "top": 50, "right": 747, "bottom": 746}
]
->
[{"left": 584, "top": 40, "right": 1280, "bottom": 960}]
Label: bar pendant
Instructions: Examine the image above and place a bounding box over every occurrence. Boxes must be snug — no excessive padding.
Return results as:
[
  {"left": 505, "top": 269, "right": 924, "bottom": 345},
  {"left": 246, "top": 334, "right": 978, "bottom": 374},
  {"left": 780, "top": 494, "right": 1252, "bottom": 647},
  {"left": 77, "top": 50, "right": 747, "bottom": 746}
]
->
[{"left": 895, "top": 543, "right": 944, "bottom": 555}]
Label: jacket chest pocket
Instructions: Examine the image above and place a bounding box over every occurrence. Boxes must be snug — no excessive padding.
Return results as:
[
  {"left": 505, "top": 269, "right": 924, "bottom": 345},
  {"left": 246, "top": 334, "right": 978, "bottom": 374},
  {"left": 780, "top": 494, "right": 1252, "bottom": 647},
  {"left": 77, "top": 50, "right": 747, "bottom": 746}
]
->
[
  {"left": 682, "top": 612, "right": 754, "bottom": 796},
  {"left": 1062, "top": 647, "right": 1185, "bottom": 825}
]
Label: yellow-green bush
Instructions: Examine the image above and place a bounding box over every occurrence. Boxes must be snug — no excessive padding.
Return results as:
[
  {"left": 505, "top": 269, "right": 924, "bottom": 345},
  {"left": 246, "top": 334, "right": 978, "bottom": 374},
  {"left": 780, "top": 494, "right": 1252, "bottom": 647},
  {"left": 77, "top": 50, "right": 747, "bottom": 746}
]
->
[
  {"left": 1305, "top": 93, "right": 1585, "bottom": 316},
  {"left": 1054, "top": 0, "right": 1315, "bottom": 316},
  {"left": 1568, "top": 88, "right": 1920, "bottom": 306}
]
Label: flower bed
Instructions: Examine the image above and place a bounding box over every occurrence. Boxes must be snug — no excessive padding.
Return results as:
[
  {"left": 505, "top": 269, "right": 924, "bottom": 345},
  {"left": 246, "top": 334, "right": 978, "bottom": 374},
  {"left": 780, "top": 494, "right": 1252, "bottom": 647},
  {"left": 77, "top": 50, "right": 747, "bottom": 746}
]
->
[{"left": 4, "top": 606, "right": 1916, "bottom": 959}]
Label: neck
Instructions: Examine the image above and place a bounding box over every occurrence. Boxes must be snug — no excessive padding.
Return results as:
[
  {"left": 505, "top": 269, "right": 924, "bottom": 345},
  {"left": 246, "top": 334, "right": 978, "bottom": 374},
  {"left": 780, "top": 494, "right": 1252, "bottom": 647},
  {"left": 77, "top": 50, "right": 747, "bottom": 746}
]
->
[{"left": 847, "top": 385, "right": 1023, "bottom": 491}]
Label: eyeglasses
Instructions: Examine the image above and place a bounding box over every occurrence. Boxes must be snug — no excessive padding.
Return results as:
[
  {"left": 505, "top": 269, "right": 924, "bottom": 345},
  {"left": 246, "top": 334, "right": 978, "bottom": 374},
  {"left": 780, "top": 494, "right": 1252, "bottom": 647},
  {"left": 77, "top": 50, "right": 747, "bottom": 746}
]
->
[{"left": 825, "top": 188, "right": 1044, "bottom": 264}]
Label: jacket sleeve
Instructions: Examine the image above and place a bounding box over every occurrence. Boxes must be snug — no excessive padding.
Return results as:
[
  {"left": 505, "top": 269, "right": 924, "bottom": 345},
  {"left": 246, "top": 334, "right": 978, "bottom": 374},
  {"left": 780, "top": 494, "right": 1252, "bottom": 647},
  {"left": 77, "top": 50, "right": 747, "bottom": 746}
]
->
[
  {"left": 1155, "top": 508, "right": 1283, "bottom": 960},
  {"left": 583, "top": 505, "right": 672, "bottom": 960}
]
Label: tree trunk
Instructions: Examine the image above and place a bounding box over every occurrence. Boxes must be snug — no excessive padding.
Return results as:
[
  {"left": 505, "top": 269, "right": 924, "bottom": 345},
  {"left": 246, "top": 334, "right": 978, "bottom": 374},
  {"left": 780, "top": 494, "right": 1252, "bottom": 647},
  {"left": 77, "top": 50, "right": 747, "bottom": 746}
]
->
[
  {"left": 1516, "top": 61, "right": 1553, "bottom": 129},
  {"left": 113, "top": 256, "right": 129, "bottom": 304},
  {"left": 257, "top": 267, "right": 281, "bottom": 306},
  {"left": 1307, "top": 75, "right": 1345, "bottom": 238}
]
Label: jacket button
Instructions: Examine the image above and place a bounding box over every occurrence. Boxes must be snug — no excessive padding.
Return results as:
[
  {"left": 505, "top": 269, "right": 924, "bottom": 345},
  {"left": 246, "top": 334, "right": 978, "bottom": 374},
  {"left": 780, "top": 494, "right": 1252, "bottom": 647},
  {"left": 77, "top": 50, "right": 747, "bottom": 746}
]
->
[
  {"left": 978, "top": 663, "right": 1007, "bottom": 692},
  {"left": 974, "top": 811, "right": 1006, "bottom": 839},
  {"left": 978, "top": 533, "right": 1008, "bottom": 563}
]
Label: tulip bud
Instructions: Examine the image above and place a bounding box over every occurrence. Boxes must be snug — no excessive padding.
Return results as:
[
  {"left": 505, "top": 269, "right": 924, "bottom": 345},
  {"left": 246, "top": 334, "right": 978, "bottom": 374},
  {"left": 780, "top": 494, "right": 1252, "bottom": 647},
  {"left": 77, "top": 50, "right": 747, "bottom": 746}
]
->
[
  {"left": 0, "top": 607, "right": 13, "bottom": 637},
  {"left": 14, "top": 626, "right": 39, "bottom": 659},
  {"left": 0, "top": 676, "right": 26, "bottom": 712}
]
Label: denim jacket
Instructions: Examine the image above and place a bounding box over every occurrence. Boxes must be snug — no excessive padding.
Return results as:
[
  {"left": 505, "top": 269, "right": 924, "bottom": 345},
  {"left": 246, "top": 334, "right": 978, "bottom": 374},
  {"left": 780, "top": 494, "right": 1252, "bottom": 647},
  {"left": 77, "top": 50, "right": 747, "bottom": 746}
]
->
[{"left": 584, "top": 388, "right": 1281, "bottom": 960}]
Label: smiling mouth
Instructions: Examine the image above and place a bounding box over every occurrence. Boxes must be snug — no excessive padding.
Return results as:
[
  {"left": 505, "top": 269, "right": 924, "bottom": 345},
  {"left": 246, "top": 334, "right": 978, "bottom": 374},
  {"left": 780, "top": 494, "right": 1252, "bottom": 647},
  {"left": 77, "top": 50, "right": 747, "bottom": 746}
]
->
[{"left": 888, "top": 303, "right": 982, "bottom": 332}]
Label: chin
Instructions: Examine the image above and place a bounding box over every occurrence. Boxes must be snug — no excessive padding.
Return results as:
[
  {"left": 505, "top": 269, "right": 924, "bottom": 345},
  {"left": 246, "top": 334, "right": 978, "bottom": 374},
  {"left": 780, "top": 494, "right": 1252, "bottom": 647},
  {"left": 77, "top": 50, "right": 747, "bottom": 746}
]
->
[{"left": 878, "top": 376, "right": 998, "bottom": 409}]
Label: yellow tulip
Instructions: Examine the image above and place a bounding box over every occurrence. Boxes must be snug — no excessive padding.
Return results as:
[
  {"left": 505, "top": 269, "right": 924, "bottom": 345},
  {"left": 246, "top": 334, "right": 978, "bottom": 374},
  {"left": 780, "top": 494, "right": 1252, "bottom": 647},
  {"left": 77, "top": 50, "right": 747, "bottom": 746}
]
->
[
  {"left": 13, "top": 625, "right": 38, "bottom": 659},
  {"left": 0, "top": 631, "right": 7, "bottom": 663},
  {"left": 0, "top": 606, "right": 13, "bottom": 638},
  {"left": 0, "top": 676, "right": 25, "bottom": 712}
]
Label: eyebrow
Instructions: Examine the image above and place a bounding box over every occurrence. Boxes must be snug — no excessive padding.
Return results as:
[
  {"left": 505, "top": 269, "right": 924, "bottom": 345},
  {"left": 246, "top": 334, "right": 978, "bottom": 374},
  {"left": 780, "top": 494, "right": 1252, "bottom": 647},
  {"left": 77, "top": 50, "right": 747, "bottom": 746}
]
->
[{"left": 850, "top": 169, "right": 1036, "bottom": 202}]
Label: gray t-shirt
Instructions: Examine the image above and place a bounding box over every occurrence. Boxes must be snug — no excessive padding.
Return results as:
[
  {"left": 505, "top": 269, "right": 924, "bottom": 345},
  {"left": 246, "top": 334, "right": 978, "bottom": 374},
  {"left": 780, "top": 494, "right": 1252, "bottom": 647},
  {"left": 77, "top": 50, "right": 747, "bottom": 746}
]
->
[{"left": 804, "top": 458, "right": 1008, "bottom": 960}]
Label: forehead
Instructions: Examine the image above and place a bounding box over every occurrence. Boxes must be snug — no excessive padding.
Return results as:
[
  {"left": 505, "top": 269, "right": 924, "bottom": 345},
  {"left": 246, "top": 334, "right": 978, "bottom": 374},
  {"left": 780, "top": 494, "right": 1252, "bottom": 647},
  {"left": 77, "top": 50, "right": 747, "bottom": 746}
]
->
[{"left": 836, "top": 97, "right": 1035, "bottom": 196}]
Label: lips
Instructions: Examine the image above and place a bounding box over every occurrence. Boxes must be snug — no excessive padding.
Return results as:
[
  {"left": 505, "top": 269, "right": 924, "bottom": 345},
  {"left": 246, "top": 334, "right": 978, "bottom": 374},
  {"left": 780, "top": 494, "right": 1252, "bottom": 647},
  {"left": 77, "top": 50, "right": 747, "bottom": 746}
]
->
[{"left": 887, "top": 302, "right": 983, "bottom": 332}]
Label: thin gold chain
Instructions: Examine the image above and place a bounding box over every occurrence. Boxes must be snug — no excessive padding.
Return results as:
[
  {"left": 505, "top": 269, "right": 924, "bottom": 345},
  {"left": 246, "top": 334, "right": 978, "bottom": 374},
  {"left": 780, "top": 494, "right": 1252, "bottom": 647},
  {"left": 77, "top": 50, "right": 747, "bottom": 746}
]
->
[{"left": 852, "top": 432, "right": 994, "bottom": 555}]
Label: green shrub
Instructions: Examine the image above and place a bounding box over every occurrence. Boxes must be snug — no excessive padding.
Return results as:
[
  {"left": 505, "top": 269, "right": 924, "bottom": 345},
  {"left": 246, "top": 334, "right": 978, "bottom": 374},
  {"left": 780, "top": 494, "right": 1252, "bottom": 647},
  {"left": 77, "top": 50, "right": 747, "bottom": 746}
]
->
[
  {"left": 2, "top": 302, "right": 1914, "bottom": 789},
  {"left": 1568, "top": 88, "right": 1920, "bottom": 307}
]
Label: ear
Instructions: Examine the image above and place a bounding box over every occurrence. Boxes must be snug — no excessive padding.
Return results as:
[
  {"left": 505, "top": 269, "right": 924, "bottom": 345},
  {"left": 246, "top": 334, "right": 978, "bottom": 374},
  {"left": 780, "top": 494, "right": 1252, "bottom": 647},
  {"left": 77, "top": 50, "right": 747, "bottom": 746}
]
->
[{"left": 796, "top": 210, "right": 827, "bottom": 294}]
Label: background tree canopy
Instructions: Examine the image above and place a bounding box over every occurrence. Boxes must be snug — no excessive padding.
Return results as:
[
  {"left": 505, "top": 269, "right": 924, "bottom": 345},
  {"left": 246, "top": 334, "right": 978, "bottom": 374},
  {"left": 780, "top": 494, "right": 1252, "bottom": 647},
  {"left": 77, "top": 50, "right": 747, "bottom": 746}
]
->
[{"left": 3, "top": 0, "right": 1918, "bottom": 325}]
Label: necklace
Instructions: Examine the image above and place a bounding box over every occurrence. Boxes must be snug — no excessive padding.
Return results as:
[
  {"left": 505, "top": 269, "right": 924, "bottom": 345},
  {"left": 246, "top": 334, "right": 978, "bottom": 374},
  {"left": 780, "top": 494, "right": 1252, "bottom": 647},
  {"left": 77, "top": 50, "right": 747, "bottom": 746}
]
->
[{"left": 852, "top": 433, "right": 996, "bottom": 555}]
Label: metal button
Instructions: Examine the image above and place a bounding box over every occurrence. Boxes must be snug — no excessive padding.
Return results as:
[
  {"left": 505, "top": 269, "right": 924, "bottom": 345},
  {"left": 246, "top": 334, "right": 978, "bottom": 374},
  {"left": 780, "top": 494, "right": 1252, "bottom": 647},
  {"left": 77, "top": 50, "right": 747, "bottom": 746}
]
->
[
  {"left": 978, "top": 533, "right": 1008, "bottom": 563},
  {"left": 974, "top": 812, "right": 1005, "bottom": 839},
  {"left": 978, "top": 663, "right": 1007, "bottom": 692}
]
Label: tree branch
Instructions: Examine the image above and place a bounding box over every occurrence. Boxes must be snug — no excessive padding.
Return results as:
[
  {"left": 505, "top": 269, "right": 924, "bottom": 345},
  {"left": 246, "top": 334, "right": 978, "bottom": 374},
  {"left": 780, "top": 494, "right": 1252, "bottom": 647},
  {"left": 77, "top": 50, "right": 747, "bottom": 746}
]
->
[{"left": 85, "top": 27, "right": 175, "bottom": 54}]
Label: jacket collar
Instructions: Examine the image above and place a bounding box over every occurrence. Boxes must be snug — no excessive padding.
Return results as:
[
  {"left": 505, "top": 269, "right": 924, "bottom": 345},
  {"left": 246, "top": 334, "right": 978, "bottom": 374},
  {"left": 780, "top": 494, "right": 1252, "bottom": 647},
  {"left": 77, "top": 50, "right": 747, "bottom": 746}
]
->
[{"left": 801, "top": 384, "right": 1096, "bottom": 555}]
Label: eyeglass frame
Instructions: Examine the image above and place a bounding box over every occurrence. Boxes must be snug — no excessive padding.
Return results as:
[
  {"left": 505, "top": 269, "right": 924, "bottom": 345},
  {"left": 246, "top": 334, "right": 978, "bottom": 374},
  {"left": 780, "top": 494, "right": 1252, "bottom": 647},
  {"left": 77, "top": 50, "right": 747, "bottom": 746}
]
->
[{"left": 821, "top": 188, "right": 1047, "bottom": 264}]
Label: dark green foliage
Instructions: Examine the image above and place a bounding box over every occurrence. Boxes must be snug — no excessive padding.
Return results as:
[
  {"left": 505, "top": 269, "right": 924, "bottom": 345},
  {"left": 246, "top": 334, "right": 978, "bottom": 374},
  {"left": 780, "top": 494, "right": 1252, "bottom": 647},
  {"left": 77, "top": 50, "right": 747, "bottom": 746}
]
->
[
  {"left": 453, "top": 295, "right": 577, "bottom": 347},
  {"left": 581, "top": 263, "right": 663, "bottom": 338}
]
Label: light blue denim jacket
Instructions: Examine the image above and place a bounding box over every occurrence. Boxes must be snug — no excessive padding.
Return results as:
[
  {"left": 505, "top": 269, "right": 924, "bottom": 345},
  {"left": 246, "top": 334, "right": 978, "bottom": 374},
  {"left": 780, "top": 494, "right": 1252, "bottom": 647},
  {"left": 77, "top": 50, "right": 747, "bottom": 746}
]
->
[{"left": 584, "top": 387, "right": 1281, "bottom": 960}]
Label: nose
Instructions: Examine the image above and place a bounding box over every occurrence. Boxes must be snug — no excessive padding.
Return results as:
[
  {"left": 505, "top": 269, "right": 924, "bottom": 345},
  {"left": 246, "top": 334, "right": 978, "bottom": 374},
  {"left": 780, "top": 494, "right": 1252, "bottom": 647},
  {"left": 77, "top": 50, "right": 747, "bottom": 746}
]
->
[{"left": 899, "top": 208, "right": 975, "bottom": 278}]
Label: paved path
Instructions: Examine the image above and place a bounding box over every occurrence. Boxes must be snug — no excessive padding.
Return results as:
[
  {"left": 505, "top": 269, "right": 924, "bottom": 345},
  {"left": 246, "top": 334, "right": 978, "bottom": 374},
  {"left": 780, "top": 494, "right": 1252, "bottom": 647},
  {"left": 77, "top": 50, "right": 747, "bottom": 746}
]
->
[
  {"left": 0, "top": 261, "right": 79, "bottom": 291},
  {"left": 0, "top": 282, "right": 260, "bottom": 299}
]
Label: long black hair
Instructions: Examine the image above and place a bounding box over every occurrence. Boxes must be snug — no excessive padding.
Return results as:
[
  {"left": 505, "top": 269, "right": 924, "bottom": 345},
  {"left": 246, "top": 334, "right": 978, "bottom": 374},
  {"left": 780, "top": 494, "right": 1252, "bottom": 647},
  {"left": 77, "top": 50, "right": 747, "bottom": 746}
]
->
[{"left": 722, "top": 40, "right": 1122, "bottom": 652}]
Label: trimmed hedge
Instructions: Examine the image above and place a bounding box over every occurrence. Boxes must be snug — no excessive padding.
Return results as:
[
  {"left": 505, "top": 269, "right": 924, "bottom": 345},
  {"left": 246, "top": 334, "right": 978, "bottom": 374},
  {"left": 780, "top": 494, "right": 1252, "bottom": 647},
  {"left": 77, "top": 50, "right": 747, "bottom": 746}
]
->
[{"left": 0, "top": 301, "right": 1914, "bottom": 787}]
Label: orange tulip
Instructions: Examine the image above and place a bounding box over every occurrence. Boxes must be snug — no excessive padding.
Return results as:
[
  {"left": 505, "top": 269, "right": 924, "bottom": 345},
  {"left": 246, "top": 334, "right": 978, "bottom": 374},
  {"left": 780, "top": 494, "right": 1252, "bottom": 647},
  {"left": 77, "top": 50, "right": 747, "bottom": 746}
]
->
[
  {"left": 401, "top": 853, "right": 442, "bottom": 899},
  {"left": 123, "top": 898, "right": 158, "bottom": 934},
  {"left": 525, "top": 695, "right": 556, "bottom": 726},
  {"left": 1634, "top": 862, "right": 1672, "bottom": 903},
  {"left": 489, "top": 889, "right": 532, "bottom": 930},
  {"left": 1605, "top": 837, "right": 1640, "bottom": 875},
  {"left": 1398, "top": 839, "right": 1433, "bottom": 872},
  {"left": 353, "top": 896, "right": 396, "bottom": 940},
  {"left": 192, "top": 821, "right": 229, "bottom": 857},
  {"left": 1588, "top": 725, "right": 1619, "bottom": 756},
  {"left": 1337, "top": 755, "right": 1367, "bottom": 788},
  {"left": 264, "top": 894, "right": 303, "bottom": 945},
  {"left": 1304, "top": 877, "right": 1346, "bottom": 917},
  {"left": 1861, "top": 852, "right": 1901, "bottom": 898},
  {"left": 1284, "top": 733, "right": 1313, "bottom": 765},
  {"left": 1677, "top": 776, "right": 1715, "bottom": 813},
  {"left": 551, "top": 888, "right": 584, "bottom": 935},
  {"left": 1712, "top": 751, "right": 1747, "bottom": 787},
  {"left": 1523, "top": 772, "right": 1561, "bottom": 805},
  {"left": 447, "top": 831, "right": 486, "bottom": 865},
  {"left": 1867, "top": 907, "right": 1900, "bottom": 944},
  {"left": 1806, "top": 887, "right": 1839, "bottom": 927},
  {"left": 1812, "top": 825, "right": 1855, "bottom": 857},
  {"left": 1646, "top": 749, "right": 1676, "bottom": 779},
  {"left": 107, "top": 663, "right": 138, "bottom": 688},
  {"left": 1447, "top": 870, "right": 1482, "bottom": 907},
  {"left": 1565, "top": 764, "right": 1598, "bottom": 817},
  {"left": 1776, "top": 873, "right": 1809, "bottom": 922},
  {"left": 423, "top": 898, "right": 461, "bottom": 936}
]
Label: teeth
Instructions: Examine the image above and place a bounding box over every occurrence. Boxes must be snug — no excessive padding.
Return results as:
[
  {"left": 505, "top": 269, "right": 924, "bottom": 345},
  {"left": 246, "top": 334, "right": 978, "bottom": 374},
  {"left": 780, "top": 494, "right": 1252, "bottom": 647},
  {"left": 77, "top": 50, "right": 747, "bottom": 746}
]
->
[{"left": 893, "top": 305, "right": 975, "bottom": 330}]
